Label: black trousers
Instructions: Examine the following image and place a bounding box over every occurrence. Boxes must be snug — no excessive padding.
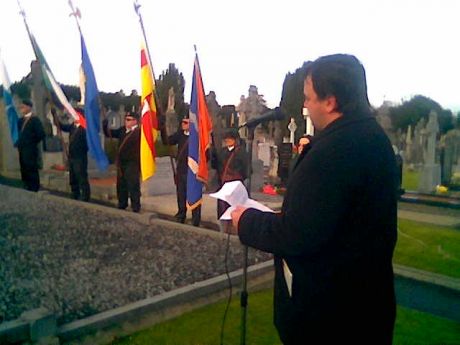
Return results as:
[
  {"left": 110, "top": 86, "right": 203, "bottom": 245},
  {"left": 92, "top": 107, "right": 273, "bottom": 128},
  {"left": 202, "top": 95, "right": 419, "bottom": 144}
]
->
[
  {"left": 69, "top": 157, "right": 90, "bottom": 201},
  {"left": 19, "top": 151, "right": 40, "bottom": 192},
  {"left": 176, "top": 173, "right": 201, "bottom": 226},
  {"left": 117, "top": 162, "right": 141, "bottom": 211}
]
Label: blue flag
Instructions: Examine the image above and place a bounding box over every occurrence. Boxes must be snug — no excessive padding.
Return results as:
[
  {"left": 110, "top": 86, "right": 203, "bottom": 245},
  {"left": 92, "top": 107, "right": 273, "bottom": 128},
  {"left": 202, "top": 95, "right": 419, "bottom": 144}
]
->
[
  {"left": 0, "top": 56, "right": 19, "bottom": 145},
  {"left": 187, "top": 54, "right": 212, "bottom": 210},
  {"left": 80, "top": 34, "right": 109, "bottom": 171}
]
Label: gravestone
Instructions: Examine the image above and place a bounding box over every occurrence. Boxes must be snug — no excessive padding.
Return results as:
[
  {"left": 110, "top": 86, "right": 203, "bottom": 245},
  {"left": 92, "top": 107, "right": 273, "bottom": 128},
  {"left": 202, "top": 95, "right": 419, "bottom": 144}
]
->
[
  {"left": 257, "top": 142, "right": 271, "bottom": 167},
  {"left": 250, "top": 158, "right": 264, "bottom": 193},
  {"left": 268, "top": 145, "right": 279, "bottom": 184},
  {"left": 165, "top": 87, "right": 178, "bottom": 136},
  {"left": 278, "top": 142, "right": 293, "bottom": 185},
  {"left": 288, "top": 117, "right": 297, "bottom": 144},
  {"left": 405, "top": 125, "right": 412, "bottom": 163},
  {"left": 418, "top": 111, "right": 441, "bottom": 192},
  {"left": 442, "top": 128, "right": 460, "bottom": 184},
  {"left": 412, "top": 117, "right": 426, "bottom": 166}
]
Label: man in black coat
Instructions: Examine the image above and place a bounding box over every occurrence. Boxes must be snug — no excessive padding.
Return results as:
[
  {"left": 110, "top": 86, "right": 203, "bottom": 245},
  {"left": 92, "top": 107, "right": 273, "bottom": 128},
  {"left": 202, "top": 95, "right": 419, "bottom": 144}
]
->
[
  {"left": 168, "top": 118, "right": 201, "bottom": 226},
  {"left": 16, "top": 99, "right": 46, "bottom": 192},
  {"left": 211, "top": 129, "right": 249, "bottom": 220},
  {"left": 103, "top": 111, "right": 141, "bottom": 212},
  {"left": 231, "top": 54, "right": 398, "bottom": 344},
  {"left": 59, "top": 109, "right": 90, "bottom": 201}
]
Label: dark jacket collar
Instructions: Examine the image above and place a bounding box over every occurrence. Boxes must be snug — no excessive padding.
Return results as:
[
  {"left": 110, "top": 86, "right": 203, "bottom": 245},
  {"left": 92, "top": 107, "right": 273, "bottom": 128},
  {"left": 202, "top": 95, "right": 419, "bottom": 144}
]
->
[{"left": 313, "top": 112, "right": 374, "bottom": 144}]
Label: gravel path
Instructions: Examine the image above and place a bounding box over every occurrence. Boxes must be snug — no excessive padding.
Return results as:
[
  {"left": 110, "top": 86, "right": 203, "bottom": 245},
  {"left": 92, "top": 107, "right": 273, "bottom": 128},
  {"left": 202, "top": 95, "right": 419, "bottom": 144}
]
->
[{"left": 0, "top": 185, "right": 271, "bottom": 325}]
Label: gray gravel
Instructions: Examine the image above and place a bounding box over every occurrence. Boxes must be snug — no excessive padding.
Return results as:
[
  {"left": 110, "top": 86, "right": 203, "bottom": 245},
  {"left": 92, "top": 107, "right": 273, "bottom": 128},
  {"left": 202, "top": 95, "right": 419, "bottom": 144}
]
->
[{"left": 0, "top": 185, "right": 271, "bottom": 325}]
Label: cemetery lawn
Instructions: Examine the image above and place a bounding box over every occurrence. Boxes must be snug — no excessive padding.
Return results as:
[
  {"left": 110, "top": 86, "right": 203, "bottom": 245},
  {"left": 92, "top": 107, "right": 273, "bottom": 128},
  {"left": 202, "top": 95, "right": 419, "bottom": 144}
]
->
[
  {"left": 395, "top": 219, "right": 460, "bottom": 278},
  {"left": 402, "top": 169, "right": 419, "bottom": 191},
  {"left": 111, "top": 288, "right": 460, "bottom": 345}
]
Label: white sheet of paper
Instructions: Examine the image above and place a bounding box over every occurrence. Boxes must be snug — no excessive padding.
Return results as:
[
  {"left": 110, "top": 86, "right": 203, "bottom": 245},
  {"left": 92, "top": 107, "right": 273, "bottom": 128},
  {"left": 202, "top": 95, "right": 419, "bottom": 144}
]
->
[
  {"left": 282, "top": 259, "right": 293, "bottom": 297},
  {"left": 210, "top": 181, "right": 275, "bottom": 220}
]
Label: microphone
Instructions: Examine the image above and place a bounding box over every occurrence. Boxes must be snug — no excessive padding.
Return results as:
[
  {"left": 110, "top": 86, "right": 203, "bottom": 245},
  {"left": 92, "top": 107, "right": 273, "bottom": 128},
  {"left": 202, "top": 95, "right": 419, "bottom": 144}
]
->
[{"left": 239, "top": 107, "right": 286, "bottom": 128}]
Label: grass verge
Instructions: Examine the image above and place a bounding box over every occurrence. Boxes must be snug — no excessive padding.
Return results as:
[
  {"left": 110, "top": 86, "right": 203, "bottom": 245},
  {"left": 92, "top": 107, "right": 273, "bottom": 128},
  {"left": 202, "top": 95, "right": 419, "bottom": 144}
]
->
[{"left": 111, "top": 288, "right": 459, "bottom": 345}]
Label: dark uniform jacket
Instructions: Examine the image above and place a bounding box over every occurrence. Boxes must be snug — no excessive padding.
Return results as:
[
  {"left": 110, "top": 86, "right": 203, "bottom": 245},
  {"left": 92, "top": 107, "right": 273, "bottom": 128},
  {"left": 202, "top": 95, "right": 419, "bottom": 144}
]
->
[
  {"left": 212, "top": 145, "right": 248, "bottom": 185},
  {"left": 168, "top": 131, "right": 189, "bottom": 175},
  {"left": 238, "top": 114, "right": 398, "bottom": 344},
  {"left": 16, "top": 116, "right": 46, "bottom": 169},
  {"left": 60, "top": 123, "right": 88, "bottom": 159},
  {"left": 103, "top": 123, "right": 140, "bottom": 168}
]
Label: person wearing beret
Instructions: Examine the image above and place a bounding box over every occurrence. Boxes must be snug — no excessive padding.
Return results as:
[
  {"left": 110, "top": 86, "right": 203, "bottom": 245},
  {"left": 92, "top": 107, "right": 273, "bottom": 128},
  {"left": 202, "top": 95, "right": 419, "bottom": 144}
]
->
[
  {"left": 167, "top": 117, "right": 202, "bottom": 226},
  {"left": 16, "top": 99, "right": 46, "bottom": 192},
  {"left": 103, "top": 111, "right": 141, "bottom": 212},
  {"left": 211, "top": 128, "right": 249, "bottom": 224}
]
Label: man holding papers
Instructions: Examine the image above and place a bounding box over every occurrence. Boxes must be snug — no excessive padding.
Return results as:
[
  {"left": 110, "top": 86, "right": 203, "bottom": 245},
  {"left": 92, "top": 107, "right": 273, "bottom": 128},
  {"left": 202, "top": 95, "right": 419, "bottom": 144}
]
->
[{"left": 231, "top": 55, "right": 398, "bottom": 345}]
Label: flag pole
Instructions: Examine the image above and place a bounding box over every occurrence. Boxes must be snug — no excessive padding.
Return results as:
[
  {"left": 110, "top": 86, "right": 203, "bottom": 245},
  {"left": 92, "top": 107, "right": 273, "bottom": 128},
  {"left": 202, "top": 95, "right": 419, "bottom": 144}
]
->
[
  {"left": 133, "top": 0, "right": 177, "bottom": 183},
  {"left": 16, "top": 0, "right": 69, "bottom": 165}
]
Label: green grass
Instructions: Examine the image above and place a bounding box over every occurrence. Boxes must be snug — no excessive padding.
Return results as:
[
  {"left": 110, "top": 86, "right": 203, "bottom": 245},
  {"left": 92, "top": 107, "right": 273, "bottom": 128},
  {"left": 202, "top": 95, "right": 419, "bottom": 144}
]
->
[
  {"left": 402, "top": 169, "right": 419, "bottom": 191},
  {"left": 111, "top": 289, "right": 460, "bottom": 345},
  {"left": 394, "top": 219, "right": 460, "bottom": 278}
]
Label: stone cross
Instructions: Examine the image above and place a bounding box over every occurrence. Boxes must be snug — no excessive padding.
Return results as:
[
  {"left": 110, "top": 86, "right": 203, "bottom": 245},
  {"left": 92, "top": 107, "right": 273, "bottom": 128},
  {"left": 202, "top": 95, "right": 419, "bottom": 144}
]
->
[
  {"left": 424, "top": 111, "right": 439, "bottom": 165},
  {"left": 288, "top": 117, "right": 297, "bottom": 144}
]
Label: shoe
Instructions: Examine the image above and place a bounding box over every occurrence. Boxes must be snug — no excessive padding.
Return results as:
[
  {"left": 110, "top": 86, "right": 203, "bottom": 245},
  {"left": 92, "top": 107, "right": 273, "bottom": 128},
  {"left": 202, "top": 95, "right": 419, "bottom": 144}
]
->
[
  {"left": 132, "top": 208, "right": 140, "bottom": 213},
  {"left": 118, "top": 204, "right": 127, "bottom": 210}
]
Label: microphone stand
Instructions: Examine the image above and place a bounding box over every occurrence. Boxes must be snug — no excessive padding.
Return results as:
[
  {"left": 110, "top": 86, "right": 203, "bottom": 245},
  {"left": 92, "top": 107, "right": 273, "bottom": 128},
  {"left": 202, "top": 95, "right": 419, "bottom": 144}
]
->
[{"left": 237, "top": 123, "right": 255, "bottom": 345}]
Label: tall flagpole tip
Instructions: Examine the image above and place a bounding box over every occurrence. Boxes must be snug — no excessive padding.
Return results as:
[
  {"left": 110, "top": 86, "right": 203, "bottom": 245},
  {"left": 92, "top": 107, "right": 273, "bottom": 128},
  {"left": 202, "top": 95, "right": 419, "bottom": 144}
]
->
[{"left": 193, "top": 45, "right": 197, "bottom": 53}]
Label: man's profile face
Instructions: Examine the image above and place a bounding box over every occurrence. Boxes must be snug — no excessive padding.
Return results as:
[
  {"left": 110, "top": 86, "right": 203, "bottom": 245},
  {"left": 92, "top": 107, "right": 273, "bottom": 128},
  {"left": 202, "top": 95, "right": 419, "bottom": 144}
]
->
[
  {"left": 304, "top": 76, "right": 328, "bottom": 131},
  {"left": 181, "top": 119, "right": 189, "bottom": 131},
  {"left": 224, "top": 137, "right": 236, "bottom": 147},
  {"left": 124, "top": 116, "right": 137, "bottom": 129},
  {"left": 19, "top": 104, "right": 31, "bottom": 116}
]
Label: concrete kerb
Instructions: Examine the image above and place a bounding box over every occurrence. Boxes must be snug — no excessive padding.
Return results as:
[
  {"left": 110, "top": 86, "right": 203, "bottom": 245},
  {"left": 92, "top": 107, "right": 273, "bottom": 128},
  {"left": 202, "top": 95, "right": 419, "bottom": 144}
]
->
[
  {"left": 57, "top": 260, "right": 274, "bottom": 344},
  {"left": 394, "top": 264, "right": 460, "bottom": 292}
]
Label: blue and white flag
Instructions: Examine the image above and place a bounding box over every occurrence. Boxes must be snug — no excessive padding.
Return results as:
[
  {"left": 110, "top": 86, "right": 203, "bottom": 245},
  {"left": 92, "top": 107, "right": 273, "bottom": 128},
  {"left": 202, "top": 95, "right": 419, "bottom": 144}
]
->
[
  {"left": 0, "top": 54, "right": 19, "bottom": 145},
  {"left": 80, "top": 34, "right": 109, "bottom": 172},
  {"left": 186, "top": 53, "right": 212, "bottom": 210}
]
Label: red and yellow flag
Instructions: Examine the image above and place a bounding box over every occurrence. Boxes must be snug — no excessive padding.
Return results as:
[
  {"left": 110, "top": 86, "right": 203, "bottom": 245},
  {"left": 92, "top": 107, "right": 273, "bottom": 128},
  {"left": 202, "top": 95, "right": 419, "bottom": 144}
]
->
[{"left": 140, "top": 43, "right": 159, "bottom": 181}]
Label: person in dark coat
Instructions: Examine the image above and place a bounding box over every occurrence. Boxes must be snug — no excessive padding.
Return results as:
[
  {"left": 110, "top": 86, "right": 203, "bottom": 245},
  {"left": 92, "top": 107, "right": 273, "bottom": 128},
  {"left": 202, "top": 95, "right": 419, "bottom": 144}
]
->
[
  {"left": 103, "top": 111, "right": 141, "bottom": 212},
  {"left": 211, "top": 128, "right": 249, "bottom": 221},
  {"left": 16, "top": 99, "right": 46, "bottom": 192},
  {"left": 58, "top": 109, "right": 90, "bottom": 201},
  {"left": 168, "top": 118, "right": 201, "bottom": 226},
  {"left": 231, "top": 54, "right": 398, "bottom": 345}
]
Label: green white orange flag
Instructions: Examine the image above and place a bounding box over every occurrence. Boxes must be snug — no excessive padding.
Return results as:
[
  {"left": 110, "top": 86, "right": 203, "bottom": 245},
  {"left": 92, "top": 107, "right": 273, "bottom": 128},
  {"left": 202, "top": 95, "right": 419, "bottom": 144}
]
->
[{"left": 140, "top": 42, "right": 159, "bottom": 181}]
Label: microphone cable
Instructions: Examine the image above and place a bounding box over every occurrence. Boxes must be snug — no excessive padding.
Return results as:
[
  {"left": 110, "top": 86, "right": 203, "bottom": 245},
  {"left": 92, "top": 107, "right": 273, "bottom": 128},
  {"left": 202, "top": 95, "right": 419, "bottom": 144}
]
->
[{"left": 220, "top": 225, "right": 233, "bottom": 345}]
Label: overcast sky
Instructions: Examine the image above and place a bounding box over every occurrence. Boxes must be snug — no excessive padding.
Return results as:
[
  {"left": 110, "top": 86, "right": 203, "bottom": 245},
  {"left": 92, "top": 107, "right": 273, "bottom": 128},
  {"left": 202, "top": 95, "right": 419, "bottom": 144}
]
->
[{"left": 1, "top": 0, "right": 459, "bottom": 113}]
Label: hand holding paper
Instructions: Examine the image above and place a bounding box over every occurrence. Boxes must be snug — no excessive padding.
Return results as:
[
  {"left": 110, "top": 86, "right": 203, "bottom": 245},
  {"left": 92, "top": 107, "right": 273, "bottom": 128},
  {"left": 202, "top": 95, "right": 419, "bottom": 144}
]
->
[{"left": 210, "top": 181, "right": 274, "bottom": 220}]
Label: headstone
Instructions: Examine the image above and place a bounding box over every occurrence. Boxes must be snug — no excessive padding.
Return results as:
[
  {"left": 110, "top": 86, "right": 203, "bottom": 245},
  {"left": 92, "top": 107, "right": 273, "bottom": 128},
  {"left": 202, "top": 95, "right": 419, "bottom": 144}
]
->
[
  {"left": 257, "top": 142, "right": 271, "bottom": 166},
  {"left": 268, "top": 145, "right": 279, "bottom": 184},
  {"left": 236, "top": 85, "right": 268, "bottom": 139},
  {"left": 250, "top": 158, "right": 264, "bottom": 193},
  {"left": 419, "top": 111, "right": 441, "bottom": 192},
  {"left": 278, "top": 142, "right": 292, "bottom": 185},
  {"left": 165, "top": 87, "right": 178, "bottom": 136},
  {"left": 442, "top": 128, "right": 460, "bottom": 184},
  {"left": 288, "top": 117, "right": 297, "bottom": 143},
  {"left": 405, "top": 125, "right": 412, "bottom": 163},
  {"left": 413, "top": 117, "right": 426, "bottom": 166}
]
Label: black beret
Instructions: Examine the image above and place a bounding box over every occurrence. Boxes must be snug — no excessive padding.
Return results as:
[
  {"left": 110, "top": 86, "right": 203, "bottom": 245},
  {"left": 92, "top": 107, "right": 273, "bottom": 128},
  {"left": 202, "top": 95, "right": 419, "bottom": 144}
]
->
[
  {"left": 223, "top": 128, "right": 239, "bottom": 139},
  {"left": 21, "top": 99, "right": 33, "bottom": 107}
]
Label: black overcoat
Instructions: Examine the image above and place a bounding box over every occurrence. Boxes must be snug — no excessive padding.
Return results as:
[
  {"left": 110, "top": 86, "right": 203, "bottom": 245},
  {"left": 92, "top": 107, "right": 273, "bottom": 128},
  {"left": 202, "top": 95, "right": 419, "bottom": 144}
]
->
[
  {"left": 238, "top": 114, "right": 398, "bottom": 344},
  {"left": 16, "top": 116, "right": 46, "bottom": 170}
]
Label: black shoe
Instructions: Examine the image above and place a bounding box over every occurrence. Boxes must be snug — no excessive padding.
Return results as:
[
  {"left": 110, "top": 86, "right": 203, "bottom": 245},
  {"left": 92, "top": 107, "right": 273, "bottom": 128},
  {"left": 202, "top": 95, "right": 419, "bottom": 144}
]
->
[
  {"left": 118, "top": 204, "right": 127, "bottom": 210},
  {"left": 132, "top": 208, "right": 140, "bottom": 213}
]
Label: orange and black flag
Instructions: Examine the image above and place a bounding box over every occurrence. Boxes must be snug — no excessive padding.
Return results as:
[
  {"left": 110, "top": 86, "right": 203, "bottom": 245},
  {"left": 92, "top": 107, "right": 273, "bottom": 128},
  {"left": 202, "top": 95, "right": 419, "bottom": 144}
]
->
[{"left": 140, "top": 42, "right": 159, "bottom": 181}]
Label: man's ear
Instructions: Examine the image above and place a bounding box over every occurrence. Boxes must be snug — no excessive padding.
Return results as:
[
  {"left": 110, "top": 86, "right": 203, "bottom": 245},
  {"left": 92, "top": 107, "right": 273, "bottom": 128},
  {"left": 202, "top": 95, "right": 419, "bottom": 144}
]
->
[{"left": 324, "top": 95, "right": 338, "bottom": 114}]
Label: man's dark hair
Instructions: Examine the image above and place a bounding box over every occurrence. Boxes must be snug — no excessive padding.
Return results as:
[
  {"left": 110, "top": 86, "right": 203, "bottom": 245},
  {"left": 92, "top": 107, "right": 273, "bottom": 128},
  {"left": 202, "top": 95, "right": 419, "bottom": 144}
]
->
[{"left": 306, "top": 54, "right": 371, "bottom": 116}]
